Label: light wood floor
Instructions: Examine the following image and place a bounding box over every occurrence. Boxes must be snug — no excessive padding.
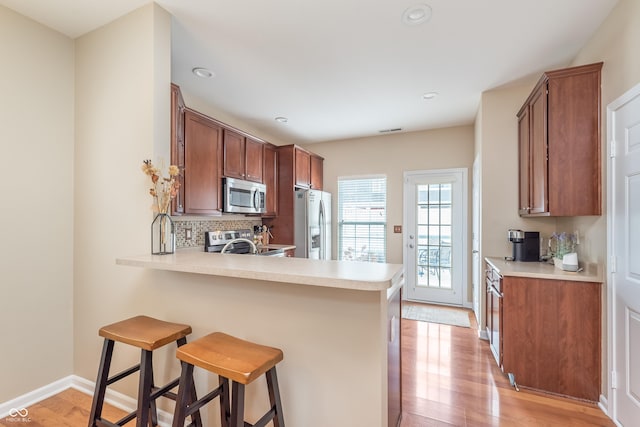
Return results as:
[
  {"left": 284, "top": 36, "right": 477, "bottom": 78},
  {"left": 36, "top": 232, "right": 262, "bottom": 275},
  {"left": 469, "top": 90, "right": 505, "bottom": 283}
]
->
[
  {"left": 1, "top": 304, "right": 614, "bottom": 427},
  {"left": 399, "top": 303, "right": 614, "bottom": 426}
]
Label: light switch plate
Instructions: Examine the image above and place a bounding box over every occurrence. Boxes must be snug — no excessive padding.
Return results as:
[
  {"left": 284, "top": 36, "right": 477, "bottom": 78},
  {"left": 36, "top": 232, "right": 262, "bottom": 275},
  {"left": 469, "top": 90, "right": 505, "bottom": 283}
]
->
[{"left": 185, "top": 228, "right": 192, "bottom": 240}]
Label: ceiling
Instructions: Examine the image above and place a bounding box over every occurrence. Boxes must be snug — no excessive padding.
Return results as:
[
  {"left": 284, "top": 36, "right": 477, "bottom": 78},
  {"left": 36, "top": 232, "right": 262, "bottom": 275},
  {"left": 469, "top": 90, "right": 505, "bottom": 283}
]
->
[{"left": 0, "top": 0, "right": 618, "bottom": 144}]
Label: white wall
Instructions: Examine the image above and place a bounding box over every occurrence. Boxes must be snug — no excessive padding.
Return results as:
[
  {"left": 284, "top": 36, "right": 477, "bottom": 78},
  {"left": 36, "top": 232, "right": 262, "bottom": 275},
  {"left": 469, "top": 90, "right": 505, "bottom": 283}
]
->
[
  {"left": 0, "top": 5, "right": 74, "bottom": 402},
  {"left": 73, "top": 2, "right": 172, "bottom": 394}
]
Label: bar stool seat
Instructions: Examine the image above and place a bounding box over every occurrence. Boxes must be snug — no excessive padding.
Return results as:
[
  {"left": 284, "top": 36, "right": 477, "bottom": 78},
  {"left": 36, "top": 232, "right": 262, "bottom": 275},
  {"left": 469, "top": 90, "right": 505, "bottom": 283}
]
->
[
  {"left": 173, "top": 332, "right": 285, "bottom": 427},
  {"left": 88, "top": 315, "right": 201, "bottom": 427}
]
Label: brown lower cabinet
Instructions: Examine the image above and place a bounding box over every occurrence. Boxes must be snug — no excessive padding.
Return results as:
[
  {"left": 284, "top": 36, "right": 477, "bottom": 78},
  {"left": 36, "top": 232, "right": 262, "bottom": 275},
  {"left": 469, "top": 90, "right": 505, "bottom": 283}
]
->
[{"left": 501, "top": 276, "right": 601, "bottom": 401}]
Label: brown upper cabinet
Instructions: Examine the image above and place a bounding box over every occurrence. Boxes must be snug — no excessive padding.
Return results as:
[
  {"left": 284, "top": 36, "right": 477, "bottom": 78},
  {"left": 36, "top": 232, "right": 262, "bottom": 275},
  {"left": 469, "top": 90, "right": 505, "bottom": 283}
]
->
[
  {"left": 262, "top": 143, "right": 278, "bottom": 217},
  {"left": 517, "top": 62, "right": 603, "bottom": 217},
  {"left": 183, "top": 108, "right": 223, "bottom": 215},
  {"left": 310, "top": 153, "right": 324, "bottom": 191},
  {"left": 170, "top": 83, "right": 186, "bottom": 215},
  {"left": 283, "top": 145, "right": 324, "bottom": 190},
  {"left": 262, "top": 144, "right": 324, "bottom": 244},
  {"left": 223, "top": 129, "right": 264, "bottom": 183}
]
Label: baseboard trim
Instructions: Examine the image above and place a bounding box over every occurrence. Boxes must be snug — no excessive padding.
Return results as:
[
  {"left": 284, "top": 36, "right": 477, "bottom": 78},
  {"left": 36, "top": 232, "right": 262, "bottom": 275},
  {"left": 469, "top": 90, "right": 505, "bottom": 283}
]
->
[
  {"left": 1, "top": 375, "right": 173, "bottom": 427},
  {"left": 0, "top": 376, "right": 74, "bottom": 419},
  {"left": 477, "top": 329, "right": 489, "bottom": 340}
]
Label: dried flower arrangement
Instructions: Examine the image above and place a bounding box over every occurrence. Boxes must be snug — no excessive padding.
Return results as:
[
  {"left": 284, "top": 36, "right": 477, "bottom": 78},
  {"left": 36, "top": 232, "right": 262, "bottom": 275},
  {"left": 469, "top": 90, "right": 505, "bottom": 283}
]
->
[{"left": 141, "top": 159, "right": 180, "bottom": 214}]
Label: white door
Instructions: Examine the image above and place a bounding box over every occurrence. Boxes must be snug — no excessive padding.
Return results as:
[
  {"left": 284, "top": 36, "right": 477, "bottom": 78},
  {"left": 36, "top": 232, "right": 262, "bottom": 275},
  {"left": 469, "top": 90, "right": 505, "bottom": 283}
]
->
[
  {"left": 472, "top": 157, "right": 482, "bottom": 325},
  {"left": 404, "top": 169, "right": 467, "bottom": 306},
  {"left": 609, "top": 82, "right": 640, "bottom": 426}
]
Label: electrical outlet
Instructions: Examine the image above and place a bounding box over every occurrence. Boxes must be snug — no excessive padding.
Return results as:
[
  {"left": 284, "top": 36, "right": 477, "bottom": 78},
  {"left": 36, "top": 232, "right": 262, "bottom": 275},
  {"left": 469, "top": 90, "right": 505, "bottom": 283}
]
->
[
  {"left": 185, "top": 228, "right": 192, "bottom": 240},
  {"left": 393, "top": 225, "right": 402, "bottom": 233}
]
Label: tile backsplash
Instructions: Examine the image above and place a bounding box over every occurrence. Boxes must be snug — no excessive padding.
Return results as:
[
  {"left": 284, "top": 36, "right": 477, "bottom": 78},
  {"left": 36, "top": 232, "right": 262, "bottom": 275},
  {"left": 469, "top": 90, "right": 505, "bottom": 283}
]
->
[{"left": 174, "top": 216, "right": 263, "bottom": 249}]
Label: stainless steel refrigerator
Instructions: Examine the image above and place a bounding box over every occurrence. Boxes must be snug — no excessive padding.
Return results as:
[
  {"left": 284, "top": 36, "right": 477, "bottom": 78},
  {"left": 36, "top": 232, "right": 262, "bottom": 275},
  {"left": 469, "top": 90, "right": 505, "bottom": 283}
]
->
[{"left": 294, "top": 189, "right": 331, "bottom": 259}]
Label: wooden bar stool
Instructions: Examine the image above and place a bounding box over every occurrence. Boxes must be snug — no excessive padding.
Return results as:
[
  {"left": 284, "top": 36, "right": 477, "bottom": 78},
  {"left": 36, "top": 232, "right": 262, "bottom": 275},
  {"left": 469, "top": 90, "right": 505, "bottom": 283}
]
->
[
  {"left": 88, "top": 315, "right": 202, "bottom": 427},
  {"left": 172, "top": 332, "right": 285, "bottom": 427}
]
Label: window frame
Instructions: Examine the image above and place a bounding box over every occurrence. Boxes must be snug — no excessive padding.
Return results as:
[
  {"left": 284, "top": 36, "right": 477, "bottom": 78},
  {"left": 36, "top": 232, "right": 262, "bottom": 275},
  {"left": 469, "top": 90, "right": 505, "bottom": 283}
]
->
[{"left": 337, "top": 175, "right": 387, "bottom": 263}]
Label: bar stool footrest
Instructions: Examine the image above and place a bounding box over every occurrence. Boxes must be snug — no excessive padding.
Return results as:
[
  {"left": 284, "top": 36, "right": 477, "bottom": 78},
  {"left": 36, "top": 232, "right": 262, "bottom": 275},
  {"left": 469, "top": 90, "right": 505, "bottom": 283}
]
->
[
  {"left": 106, "top": 364, "right": 140, "bottom": 386},
  {"left": 185, "top": 385, "right": 224, "bottom": 419},
  {"left": 250, "top": 406, "right": 277, "bottom": 427}
]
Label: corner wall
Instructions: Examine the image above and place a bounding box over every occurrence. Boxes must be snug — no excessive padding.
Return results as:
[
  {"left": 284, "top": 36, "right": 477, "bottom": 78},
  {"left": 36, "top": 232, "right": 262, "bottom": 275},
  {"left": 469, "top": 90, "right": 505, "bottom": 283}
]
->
[
  {"left": 0, "top": 5, "right": 75, "bottom": 402},
  {"left": 73, "top": 3, "right": 172, "bottom": 396}
]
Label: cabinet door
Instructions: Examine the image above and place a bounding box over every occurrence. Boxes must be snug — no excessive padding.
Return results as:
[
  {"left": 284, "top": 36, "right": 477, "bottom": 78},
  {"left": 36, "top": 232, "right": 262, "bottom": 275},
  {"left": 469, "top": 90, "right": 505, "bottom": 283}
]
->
[
  {"left": 502, "top": 277, "right": 601, "bottom": 401},
  {"left": 263, "top": 144, "right": 278, "bottom": 217},
  {"left": 310, "top": 154, "right": 323, "bottom": 190},
  {"left": 171, "top": 84, "right": 186, "bottom": 215},
  {"left": 387, "top": 286, "right": 402, "bottom": 427},
  {"left": 294, "top": 148, "right": 311, "bottom": 188},
  {"left": 517, "top": 107, "right": 530, "bottom": 215},
  {"left": 547, "top": 63, "right": 602, "bottom": 216},
  {"left": 223, "top": 129, "right": 246, "bottom": 180},
  {"left": 184, "top": 110, "right": 223, "bottom": 215},
  {"left": 529, "top": 85, "right": 548, "bottom": 214},
  {"left": 245, "top": 137, "right": 264, "bottom": 183}
]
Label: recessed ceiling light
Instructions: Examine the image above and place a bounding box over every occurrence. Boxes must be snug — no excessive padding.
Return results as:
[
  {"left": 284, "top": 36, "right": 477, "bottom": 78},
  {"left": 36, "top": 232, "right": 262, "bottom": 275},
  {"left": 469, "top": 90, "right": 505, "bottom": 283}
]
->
[
  {"left": 275, "top": 117, "right": 288, "bottom": 123},
  {"left": 192, "top": 67, "right": 214, "bottom": 78},
  {"left": 402, "top": 4, "right": 432, "bottom": 26},
  {"left": 423, "top": 91, "right": 438, "bottom": 100}
]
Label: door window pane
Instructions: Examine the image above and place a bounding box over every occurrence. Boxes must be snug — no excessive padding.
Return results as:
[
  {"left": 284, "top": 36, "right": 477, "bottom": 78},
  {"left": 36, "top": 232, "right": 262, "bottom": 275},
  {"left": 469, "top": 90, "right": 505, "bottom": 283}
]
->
[{"left": 416, "top": 183, "right": 453, "bottom": 289}]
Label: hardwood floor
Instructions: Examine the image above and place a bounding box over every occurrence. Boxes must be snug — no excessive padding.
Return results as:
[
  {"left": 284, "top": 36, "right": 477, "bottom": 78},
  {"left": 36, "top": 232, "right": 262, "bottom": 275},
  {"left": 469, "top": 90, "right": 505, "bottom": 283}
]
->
[
  {"left": 399, "top": 304, "right": 614, "bottom": 426},
  {"left": 1, "top": 305, "right": 614, "bottom": 427}
]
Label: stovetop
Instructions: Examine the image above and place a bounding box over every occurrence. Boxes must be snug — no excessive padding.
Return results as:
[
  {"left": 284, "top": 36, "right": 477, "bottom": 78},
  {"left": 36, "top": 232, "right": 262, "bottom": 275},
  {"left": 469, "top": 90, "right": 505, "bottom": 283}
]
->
[{"left": 204, "top": 229, "right": 253, "bottom": 253}]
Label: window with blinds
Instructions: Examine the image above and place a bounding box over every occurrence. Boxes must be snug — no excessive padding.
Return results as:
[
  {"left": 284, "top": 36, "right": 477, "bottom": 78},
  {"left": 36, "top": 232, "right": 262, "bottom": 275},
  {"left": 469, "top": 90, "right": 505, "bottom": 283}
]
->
[{"left": 338, "top": 176, "right": 387, "bottom": 263}]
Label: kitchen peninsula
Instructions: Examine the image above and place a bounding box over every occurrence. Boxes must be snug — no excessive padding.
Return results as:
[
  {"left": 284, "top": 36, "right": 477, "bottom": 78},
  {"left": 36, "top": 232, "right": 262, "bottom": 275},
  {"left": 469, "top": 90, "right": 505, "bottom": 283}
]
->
[{"left": 117, "top": 251, "right": 404, "bottom": 427}]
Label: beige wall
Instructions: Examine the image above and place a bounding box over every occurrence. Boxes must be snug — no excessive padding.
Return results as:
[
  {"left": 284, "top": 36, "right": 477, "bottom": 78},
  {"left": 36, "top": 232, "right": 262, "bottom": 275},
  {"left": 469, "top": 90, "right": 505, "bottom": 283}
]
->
[
  {"left": 561, "top": 0, "right": 640, "bottom": 265},
  {"left": 473, "top": 83, "right": 558, "bottom": 330},
  {"left": 305, "top": 125, "right": 474, "bottom": 301},
  {"left": 0, "top": 6, "right": 75, "bottom": 402},
  {"left": 73, "top": 2, "right": 172, "bottom": 396},
  {"left": 477, "top": 84, "right": 558, "bottom": 260}
]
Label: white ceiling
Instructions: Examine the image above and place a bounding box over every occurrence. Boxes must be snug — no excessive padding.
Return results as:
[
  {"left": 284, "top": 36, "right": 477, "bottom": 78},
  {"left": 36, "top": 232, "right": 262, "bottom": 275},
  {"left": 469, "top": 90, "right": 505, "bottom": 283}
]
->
[{"left": 0, "top": 0, "right": 618, "bottom": 143}]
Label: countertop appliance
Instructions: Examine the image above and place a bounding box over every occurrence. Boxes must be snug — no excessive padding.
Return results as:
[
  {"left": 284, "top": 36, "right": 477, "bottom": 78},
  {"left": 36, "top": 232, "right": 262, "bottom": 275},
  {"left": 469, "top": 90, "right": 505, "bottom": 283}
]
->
[
  {"left": 294, "top": 189, "right": 331, "bottom": 259},
  {"left": 223, "top": 177, "right": 266, "bottom": 214},
  {"left": 204, "top": 229, "right": 285, "bottom": 256},
  {"left": 507, "top": 229, "right": 540, "bottom": 262}
]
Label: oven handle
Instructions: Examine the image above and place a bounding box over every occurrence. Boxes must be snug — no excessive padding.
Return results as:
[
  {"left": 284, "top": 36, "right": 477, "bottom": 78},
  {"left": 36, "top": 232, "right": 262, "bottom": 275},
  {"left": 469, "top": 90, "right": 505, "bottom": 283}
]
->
[{"left": 489, "top": 286, "right": 502, "bottom": 299}]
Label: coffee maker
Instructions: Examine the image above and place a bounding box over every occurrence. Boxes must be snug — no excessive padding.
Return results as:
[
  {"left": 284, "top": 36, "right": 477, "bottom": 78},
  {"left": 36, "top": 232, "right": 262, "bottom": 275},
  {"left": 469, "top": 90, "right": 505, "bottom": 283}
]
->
[{"left": 507, "top": 229, "right": 540, "bottom": 262}]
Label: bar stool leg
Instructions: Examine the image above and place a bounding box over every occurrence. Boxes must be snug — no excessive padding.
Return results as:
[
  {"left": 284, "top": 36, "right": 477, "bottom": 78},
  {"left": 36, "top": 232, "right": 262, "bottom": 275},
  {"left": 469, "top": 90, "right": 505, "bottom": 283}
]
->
[
  {"left": 172, "top": 362, "right": 194, "bottom": 427},
  {"left": 219, "top": 377, "right": 230, "bottom": 427},
  {"left": 230, "top": 382, "right": 245, "bottom": 427},
  {"left": 266, "top": 367, "right": 285, "bottom": 427},
  {"left": 137, "top": 349, "right": 153, "bottom": 427},
  {"left": 88, "top": 339, "right": 114, "bottom": 427}
]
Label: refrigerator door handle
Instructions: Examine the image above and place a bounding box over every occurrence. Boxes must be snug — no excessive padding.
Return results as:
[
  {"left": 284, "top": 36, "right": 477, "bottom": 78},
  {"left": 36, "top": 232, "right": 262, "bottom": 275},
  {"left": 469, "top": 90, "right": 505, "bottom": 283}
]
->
[{"left": 319, "top": 199, "right": 326, "bottom": 260}]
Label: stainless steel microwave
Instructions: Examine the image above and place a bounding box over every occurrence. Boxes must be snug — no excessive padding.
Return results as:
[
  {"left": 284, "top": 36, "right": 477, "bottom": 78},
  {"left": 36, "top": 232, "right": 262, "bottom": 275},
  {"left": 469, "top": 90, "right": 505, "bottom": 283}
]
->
[{"left": 223, "top": 177, "right": 266, "bottom": 214}]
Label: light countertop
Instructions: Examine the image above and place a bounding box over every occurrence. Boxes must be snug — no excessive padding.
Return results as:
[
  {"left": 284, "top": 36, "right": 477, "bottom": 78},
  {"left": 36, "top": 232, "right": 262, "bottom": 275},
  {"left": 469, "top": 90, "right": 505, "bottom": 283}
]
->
[
  {"left": 485, "top": 256, "right": 602, "bottom": 283},
  {"left": 117, "top": 250, "right": 404, "bottom": 292}
]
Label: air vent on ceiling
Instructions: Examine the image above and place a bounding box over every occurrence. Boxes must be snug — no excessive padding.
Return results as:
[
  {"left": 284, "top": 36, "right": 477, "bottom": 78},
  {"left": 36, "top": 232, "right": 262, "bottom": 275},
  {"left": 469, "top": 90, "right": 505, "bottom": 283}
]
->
[{"left": 379, "top": 128, "right": 403, "bottom": 133}]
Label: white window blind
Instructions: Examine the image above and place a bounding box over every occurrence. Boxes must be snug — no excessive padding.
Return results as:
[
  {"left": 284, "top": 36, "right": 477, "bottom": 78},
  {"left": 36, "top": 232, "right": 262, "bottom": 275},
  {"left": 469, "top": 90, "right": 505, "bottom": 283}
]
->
[{"left": 338, "top": 176, "right": 387, "bottom": 263}]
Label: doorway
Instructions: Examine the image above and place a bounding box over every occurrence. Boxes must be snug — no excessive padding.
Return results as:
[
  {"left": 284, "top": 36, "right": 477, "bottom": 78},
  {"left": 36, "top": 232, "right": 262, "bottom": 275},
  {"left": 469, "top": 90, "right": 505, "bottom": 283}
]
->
[
  {"left": 608, "top": 82, "right": 640, "bottom": 426},
  {"left": 404, "top": 169, "right": 468, "bottom": 306}
]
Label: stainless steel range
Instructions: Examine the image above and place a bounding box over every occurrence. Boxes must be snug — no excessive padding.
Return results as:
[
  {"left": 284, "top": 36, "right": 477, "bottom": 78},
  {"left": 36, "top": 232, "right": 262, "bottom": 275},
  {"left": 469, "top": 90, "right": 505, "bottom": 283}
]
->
[
  {"left": 204, "top": 229, "right": 254, "bottom": 253},
  {"left": 204, "top": 229, "right": 285, "bottom": 256}
]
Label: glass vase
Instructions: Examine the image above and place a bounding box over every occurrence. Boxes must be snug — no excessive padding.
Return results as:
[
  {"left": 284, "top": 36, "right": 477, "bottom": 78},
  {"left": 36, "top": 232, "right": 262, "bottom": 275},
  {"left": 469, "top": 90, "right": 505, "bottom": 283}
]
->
[{"left": 151, "top": 213, "right": 175, "bottom": 255}]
